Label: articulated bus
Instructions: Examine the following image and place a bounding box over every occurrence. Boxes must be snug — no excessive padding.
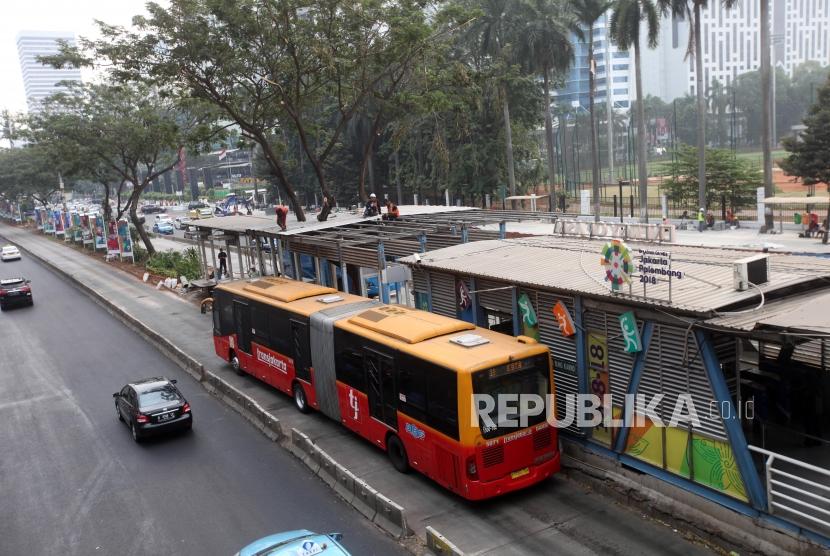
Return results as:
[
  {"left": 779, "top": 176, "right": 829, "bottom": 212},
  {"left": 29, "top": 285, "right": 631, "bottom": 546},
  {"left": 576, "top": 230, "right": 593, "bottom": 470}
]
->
[{"left": 212, "top": 276, "right": 560, "bottom": 500}]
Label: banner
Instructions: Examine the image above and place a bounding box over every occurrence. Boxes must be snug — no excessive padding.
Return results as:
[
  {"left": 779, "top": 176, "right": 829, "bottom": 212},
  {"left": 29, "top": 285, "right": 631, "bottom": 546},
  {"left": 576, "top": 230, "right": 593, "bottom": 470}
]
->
[
  {"left": 55, "top": 211, "right": 65, "bottom": 236},
  {"left": 106, "top": 220, "right": 120, "bottom": 255},
  {"left": 62, "top": 212, "right": 71, "bottom": 241},
  {"left": 72, "top": 213, "right": 83, "bottom": 241},
  {"left": 81, "top": 215, "right": 93, "bottom": 246},
  {"left": 44, "top": 211, "right": 55, "bottom": 234},
  {"left": 34, "top": 208, "right": 43, "bottom": 230},
  {"left": 117, "top": 219, "right": 134, "bottom": 261},
  {"left": 517, "top": 292, "right": 540, "bottom": 342},
  {"left": 93, "top": 215, "right": 106, "bottom": 250}
]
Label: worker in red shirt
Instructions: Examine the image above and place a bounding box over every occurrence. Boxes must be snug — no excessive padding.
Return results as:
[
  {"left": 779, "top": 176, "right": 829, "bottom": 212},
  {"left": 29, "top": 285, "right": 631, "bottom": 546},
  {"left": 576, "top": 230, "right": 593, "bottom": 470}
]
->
[
  {"left": 275, "top": 205, "right": 289, "bottom": 231},
  {"left": 383, "top": 199, "right": 400, "bottom": 221}
]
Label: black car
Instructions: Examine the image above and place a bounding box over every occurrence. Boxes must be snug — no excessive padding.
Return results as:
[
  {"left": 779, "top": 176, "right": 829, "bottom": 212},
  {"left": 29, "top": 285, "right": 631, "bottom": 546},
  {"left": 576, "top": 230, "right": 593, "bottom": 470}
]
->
[
  {"left": 0, "top": 277, "right": 33, "bottom": 310},
  {"left": 140, "top": 204, "right": 165, "bottom": 214},
  {"left": 114, "top": 377, "right": 192, "bottom": 442},
  {"left": 187, "top": 201, "right": 208, "bottom": 210}
]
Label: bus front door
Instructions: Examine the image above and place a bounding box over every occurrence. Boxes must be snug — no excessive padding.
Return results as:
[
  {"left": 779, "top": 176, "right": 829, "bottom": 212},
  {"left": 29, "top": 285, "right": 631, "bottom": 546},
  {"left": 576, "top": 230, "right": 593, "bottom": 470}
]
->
[
  {"left": 233, "top": 301, "right": 252, "bottom": 354},
  {"left": 364, "top": 350, "right": 397, "bottom": 428}
]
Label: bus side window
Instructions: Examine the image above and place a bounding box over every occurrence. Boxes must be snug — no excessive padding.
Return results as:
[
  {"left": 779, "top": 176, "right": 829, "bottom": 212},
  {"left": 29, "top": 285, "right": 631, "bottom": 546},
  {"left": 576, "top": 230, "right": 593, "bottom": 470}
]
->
[
  {"left": 215, "top": 292, "right": 234, "bottom": 335},
  {"left": 251, "top": 303, "right": 270, "bottom": 348},
  {"left": 333, "top": 328, "right": 365, "bottom": 391},
  {"left": 426, "top": 366, "right": 459, "bottom": 440},
  {"left": 396, "top": 353, "right": 427, "bottom": 422},
  {"left": 268, "top": 308, "right": 291, "bottom": 355}
]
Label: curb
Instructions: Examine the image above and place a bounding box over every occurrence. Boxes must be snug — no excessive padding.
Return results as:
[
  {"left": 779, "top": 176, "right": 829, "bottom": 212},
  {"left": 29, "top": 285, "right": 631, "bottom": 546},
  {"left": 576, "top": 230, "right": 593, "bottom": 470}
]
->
[{"left": 288, "top": 427, "right": 412, "bottom": 540}]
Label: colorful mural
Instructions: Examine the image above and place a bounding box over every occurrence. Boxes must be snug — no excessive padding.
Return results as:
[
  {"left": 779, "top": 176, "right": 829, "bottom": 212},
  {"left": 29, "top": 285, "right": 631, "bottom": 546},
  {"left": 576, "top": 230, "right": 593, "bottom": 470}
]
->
[{"left": 625, "top": 416, "right": 748, "bottom": 502}]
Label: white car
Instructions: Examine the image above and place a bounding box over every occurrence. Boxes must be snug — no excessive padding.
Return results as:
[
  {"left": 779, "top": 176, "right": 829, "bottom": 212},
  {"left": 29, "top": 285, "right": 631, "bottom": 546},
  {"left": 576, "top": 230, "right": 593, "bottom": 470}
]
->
[
  {"left": 174, "top": 217, "right": 192, "bottom": 230},
  {"left": 1, "top": 246, "right": 21, "bottom": 262}
]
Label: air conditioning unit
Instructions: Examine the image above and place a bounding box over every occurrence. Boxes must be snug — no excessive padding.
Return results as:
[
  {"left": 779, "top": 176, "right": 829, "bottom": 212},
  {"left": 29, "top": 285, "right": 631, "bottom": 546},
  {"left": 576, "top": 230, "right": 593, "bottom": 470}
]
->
[{"left": 734, "top": 254, "right": 770, "bottom": 291}]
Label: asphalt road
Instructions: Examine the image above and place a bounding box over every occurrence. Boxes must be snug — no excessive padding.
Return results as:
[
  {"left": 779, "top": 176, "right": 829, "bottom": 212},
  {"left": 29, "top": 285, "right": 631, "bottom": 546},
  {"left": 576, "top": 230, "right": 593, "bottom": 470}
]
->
[{"left": 0, "top": 254, "right": 404, "bottom": 556}]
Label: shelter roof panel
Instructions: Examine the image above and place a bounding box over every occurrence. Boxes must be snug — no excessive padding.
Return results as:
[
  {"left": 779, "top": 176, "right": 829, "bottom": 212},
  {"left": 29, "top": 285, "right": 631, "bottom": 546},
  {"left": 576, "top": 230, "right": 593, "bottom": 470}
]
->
[{"left": 190, "top": 215, "right": 278, "bottom": 233}]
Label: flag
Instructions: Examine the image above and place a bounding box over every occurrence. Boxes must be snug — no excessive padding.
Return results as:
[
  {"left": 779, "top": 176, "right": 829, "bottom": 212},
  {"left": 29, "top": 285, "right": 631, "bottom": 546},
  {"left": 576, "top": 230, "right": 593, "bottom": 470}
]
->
[{"left": 218, "top": 147, "right": 227, "bottom": 160}]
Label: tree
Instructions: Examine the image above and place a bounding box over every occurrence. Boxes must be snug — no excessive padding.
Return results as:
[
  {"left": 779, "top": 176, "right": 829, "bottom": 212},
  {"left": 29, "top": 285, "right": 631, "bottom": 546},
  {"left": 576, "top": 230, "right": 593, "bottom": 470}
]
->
[
  {"left": 610, "top": 0, "right": 659, "bottom": 222},
  {"left": 781, "top": 76, "right": 830, "bottom": 244},
  {"left": 663, "top": 144, "right": 761, "bottom": 211},
  {"left": 570, "top": 0, "right": 611, "bottom": 221},
  {"left": 0, "top": 145, "right": 62, "bottom": 206},
  {"left": 88, "top": 0, "right": 435, "bottom": 221},
  {"left": 515, "top": 0, "right": 575, "bottom": 203},
  {"left": 28, "top": 82, "right": 213, "bottom": 254},
  {"left": 660, "top": 0, "right": 738, "bottom": 214}
]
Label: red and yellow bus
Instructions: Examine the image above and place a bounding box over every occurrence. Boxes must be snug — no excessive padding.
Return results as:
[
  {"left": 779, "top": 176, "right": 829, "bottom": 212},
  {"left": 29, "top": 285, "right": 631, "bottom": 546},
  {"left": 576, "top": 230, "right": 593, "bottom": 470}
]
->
[{"left": 212, "top": 277, "right": 560, "bottom": 500}]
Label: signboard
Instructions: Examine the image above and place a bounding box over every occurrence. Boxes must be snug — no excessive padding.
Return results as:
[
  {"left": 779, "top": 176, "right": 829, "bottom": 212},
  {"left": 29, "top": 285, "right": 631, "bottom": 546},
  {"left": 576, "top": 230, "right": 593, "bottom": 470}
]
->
[
  {"left": 618, "top": 311, "right": 642, "bottom": 353},
  {"left": 600, "top": 239, "right": 633, "bottom": 292},
  {"left": 34, "top": 208, "right": 43, "bottom": 230},
  {"left": 580, "top": 190, "right": 591, "bottom": 215},
  {"left": 517, "top": 292, "right": 540, "bottom": 341},
  {"left": 106, "top": 221, "right": 120, "bottom": 255},
  {"left": 551, "top": 300, "right": 576, "bottom": 337},
  {"left": 587, "top": 331, "right": 611, "bottom": 446},
  {"left": 43, "top": 211, "right": 55, "bottom": 234},
  {"left": 456, "top": 278, "right": 472, "bottom": 311},
  {"left": 93, "top": 215, "right": 106, "bottom": 250},
  {"left": 55, "top": 211, "right": 65, "bottom": 236},
  {"left": 117, "top": 219, "right": 134, "bottom": 261}
]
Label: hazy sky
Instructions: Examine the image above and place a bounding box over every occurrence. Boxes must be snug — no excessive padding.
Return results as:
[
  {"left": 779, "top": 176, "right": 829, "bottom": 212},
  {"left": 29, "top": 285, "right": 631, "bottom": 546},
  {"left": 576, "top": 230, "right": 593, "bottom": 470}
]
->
[{"left": 0, "top": 0, "right": 167, "bottom": 113}]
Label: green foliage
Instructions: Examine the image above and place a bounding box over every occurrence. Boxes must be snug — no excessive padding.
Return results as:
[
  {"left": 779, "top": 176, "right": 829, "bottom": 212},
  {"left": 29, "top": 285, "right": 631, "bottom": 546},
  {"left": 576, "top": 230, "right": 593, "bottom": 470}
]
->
[
  {"left": 781, "top": 75, "right": 830, "bottom": 190},
  {"left": 0, "top": 144, "right": 63, "bottom": 205},
  {"left": 145, "top": 248, "right": 202, "bottom": 280},
  {"left": 662, "top": 145, "right": 761, "bottom": 209}
]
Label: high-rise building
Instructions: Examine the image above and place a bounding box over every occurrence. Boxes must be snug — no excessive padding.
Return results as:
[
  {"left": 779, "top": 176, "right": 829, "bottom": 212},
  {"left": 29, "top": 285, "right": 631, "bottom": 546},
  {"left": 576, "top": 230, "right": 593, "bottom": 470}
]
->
[
  {"left": 16, "top": 31, "right": 82, "bottom": 113},
  {"left": 687, "top": 0, "right": 829, "bottom": 93}
]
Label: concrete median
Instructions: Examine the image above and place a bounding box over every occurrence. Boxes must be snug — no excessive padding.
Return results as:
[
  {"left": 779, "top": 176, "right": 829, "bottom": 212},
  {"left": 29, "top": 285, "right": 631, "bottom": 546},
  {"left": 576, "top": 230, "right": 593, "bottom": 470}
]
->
[
  {"left": 373, "top": 492, "right": 410, "bottom": 539},
  {"left": 351, "top": 478, "right": 379, "bottom": 521},
  {"left": 426, "top": 526, "right": 465, "bottom": 556},
  {"left": 315, "top": 449, "right": 339, "bottom": 489},
  {"left": 332, "top": 464, "right": 357, "bottom": 506}
]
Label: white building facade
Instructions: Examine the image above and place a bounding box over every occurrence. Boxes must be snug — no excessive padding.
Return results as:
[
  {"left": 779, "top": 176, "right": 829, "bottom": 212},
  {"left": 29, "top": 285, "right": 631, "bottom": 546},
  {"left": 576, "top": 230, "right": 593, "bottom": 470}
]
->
[
  {"left": 688, "top": 0, "right": 830, "bottom": 93},
  {"left": 16, "top": 31, "right": 82, "bottom": 113}
]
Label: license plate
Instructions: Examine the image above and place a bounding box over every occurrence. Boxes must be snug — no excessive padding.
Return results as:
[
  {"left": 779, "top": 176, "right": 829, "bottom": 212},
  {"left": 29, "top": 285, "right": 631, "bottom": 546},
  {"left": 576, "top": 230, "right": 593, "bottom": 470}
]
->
[
  {"left": 157, "top": 412, "right": 174, "bottom": 422},
  {"left": 511, "top": 467, "right": 530, "bottom": 479}
]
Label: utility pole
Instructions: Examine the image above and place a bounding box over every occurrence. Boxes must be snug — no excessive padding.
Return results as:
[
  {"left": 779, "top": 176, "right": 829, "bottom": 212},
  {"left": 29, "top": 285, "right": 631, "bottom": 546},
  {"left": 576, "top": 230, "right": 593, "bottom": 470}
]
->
[{"left": 760, "top": 0, "right": 774, "bottom": 231}]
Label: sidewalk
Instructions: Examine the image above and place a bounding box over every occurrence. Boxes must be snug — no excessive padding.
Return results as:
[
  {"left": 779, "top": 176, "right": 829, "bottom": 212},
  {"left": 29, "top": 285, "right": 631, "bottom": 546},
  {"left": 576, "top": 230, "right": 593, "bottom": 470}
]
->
[{"left": 0, "top": 224, "right": 715, "bottom": 556}]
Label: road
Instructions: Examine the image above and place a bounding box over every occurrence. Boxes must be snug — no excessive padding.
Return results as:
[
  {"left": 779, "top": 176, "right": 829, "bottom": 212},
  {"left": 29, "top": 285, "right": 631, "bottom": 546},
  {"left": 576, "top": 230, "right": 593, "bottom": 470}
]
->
[{"left": 0, "top": 254, "right": 404, "bottom": 556}]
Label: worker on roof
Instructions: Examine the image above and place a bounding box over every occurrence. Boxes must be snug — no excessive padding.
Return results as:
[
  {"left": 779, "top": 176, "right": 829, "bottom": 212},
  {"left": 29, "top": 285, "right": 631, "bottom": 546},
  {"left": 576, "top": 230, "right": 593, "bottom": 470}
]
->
[{"left": 363, "top": 193, "right": 380, "bottom": 217}]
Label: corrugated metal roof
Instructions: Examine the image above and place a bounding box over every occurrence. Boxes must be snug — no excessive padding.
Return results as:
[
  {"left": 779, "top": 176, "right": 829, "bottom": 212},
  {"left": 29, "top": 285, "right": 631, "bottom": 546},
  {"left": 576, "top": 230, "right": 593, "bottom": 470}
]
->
[
  {"left": 398, "top": 236, "right": 830, "bottom": 314},
  {"left": 191, "top": 215, "right": 276, "bottom": 233},
  {"left": 706, "top": 289, "right": 830, "bottom": 333}
]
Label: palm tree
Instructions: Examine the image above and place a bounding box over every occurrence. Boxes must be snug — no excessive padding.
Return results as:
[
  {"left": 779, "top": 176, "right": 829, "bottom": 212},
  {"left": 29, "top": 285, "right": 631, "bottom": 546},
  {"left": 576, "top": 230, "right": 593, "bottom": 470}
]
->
[
  {"left": 465, "top": 0, "right": 520, "bottom": 208},
  {"left": 514, "top": 0, "right": 575, "bottom": 204},
  {"left": 610, "top": 0, "right": 660, "bottom": 222},
  {"left": 571, "top": 0, "right": 613, "bottom": 221},
  {"left": 660, "top": 0, "right": 738, "bottom": 214}
]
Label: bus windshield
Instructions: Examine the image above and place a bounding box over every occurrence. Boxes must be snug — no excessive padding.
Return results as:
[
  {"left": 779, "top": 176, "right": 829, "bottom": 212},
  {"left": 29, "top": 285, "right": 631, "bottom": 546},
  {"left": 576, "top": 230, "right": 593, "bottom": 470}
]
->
[{"left": 472, "top": 354, "right": 550, "bottom": 440}]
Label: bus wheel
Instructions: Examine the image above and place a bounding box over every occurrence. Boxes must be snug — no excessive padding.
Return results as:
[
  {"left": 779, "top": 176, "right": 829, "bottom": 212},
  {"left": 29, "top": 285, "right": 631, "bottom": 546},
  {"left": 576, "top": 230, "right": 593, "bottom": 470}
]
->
[
  {"left": 386, "top": 434, "right": 410, "bottom": 474},
  {"left": 292, "top": 382, "right": 311, "bottom": 414},
  {"left": 230, "top": 351, "right": 243, "bottom": 376}
]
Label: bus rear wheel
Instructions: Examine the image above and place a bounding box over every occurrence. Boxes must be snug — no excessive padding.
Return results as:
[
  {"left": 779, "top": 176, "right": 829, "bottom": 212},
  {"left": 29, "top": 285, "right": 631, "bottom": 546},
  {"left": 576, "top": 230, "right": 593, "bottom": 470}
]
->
[
  {"left": 386, "top": 434, "right": 410, "bottom": 474},
  {"left": 292, "top": 382, "right": 311, "bottom": 414}
]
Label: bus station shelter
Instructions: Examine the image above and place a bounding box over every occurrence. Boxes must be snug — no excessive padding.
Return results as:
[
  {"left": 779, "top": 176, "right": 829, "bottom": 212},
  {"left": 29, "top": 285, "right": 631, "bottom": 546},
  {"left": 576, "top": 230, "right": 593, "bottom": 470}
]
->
[{"left": 397, "top": 235, "right": 830, "bottom": 542}]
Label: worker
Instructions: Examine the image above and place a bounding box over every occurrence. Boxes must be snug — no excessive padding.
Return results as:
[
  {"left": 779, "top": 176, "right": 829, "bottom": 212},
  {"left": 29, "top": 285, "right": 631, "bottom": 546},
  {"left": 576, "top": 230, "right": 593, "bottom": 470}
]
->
[
  {"left": 697, "top": 208, "right": 705, "bottom": 232},
  {"left": 383, "top": 199, "right": 400, "bottom": 221},
  {"left": 275, "top": 204, "right": 289, "bottom": 231},
  {"left": 363, "top": 193, "right": 380, "bottom": 217}
]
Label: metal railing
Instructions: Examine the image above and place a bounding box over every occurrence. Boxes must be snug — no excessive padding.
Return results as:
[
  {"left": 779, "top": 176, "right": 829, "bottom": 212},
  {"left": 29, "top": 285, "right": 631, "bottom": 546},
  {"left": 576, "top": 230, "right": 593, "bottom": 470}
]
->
[{"left": 748, "top": 445, "right": 830, "bottom": 533}]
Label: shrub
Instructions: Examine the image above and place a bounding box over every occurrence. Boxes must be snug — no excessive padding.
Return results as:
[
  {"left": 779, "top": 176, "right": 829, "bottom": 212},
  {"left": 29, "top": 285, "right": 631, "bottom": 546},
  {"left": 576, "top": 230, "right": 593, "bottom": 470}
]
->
[{"left": 145, "top": 248, "right": 201, "bottom": 280}]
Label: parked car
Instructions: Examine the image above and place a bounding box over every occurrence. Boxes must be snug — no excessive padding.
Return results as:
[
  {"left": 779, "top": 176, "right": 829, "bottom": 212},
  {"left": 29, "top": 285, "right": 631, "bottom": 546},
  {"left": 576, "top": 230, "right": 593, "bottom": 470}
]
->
[
  {"left": 152, "top": 219, "right": 175, "bottom": 235},
  {"left": 141, "top": 204, "right": 165, "bottom": 214},
  {"left": 113, "top": 377, "right": 192, "bottom": 442},
  {"left": 173, "top": 216, "right": 192, "bottom": 230},
  {"left": 0, "top": 277, "right": 33, "bottom": 310},
  {"left": 188, "top": 207, "right": 215, "bottom": 220},
  {"left": 236, "top": 531, "right": 349, "bottom": 556},
  {"left": 1, "top": 245, "right": 21, "bottom": 262},
  {"left": 187, "top": 201, "right": 208, "bottom": 210}
]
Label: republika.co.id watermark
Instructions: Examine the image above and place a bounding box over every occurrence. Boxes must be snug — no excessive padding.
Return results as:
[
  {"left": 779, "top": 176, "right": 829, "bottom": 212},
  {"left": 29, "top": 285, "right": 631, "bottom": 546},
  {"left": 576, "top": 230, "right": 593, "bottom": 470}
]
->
[{"left": 473, "top": 393, "right": 754, "bottom": 432}]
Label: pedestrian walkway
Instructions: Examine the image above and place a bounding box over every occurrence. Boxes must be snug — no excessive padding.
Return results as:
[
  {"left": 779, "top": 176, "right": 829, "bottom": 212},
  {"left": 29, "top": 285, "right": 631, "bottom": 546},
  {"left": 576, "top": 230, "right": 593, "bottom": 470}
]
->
[{"left": 0, "top": 224, "right": 713, "bottom": 556}]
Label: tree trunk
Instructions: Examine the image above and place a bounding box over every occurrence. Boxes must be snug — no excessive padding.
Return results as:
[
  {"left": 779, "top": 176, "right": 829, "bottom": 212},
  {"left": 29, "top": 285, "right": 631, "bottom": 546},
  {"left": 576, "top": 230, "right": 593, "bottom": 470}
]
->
[
  {"left": 101, "top": 181, "right": 112, "bottom": 224},
  {"left": 760, "top": 0, "right": 774, "bottom": 230},
  {"left": 588, "top": 28, "right": 601, "bottom": 223},
  {"left": 694, "top": 2, "right": 707, "bottom": 213},
  {"left": 258, "top": 138, "right": 305, "bottom": 221},
  {"left": 825, "top": 186, "right": 829, "bottom": 244},
  {"left": 129, "top": 201, "right": 154, "bottom": 256},
  {"left": 634, "top": 42, "right": 649, "bottom": 223},
  {"left": 542, "top": 67, "right": 557, "bottom": 204},
  {"left": 501, "top": 85, "right": 517, "bottom": 210}
]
